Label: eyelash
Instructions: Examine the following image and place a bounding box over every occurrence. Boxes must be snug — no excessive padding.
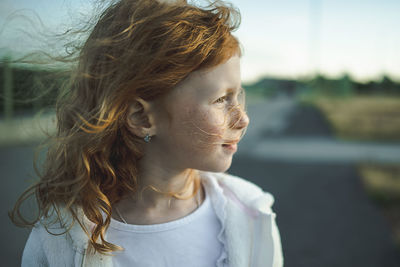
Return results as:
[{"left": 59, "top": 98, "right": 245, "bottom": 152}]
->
[
  {"left": 215, "top": 88, "right": 244, "bottom": 105},
  {"left": 215, "top": 95, "right": 228, "bottom": 103}
]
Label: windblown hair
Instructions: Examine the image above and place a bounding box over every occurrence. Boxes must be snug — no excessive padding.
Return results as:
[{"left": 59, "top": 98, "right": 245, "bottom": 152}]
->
[{"left": 10, "top": 0, "right": 241, "bottom": 254}]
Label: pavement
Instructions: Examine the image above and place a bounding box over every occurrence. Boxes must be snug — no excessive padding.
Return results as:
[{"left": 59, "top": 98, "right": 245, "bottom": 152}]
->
[
  {"left": 229, "top": 157, "right": 400, "bottom": 267},
  {"left": 2, "top": 96, "right": 400, "bottom": 266},
  {"left": 243, "top": 137, "right": 400, "bottom": 164}
]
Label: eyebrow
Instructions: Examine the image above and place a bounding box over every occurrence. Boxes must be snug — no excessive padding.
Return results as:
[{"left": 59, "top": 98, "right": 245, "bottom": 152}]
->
[{"left": 224, "top": 87, "right": 243, "bottom": 94}]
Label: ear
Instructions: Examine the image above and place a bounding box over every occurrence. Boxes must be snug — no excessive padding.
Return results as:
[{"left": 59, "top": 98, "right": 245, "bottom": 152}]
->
[{"left": 126, "top": 98, "right": 156, "bottom": 138}]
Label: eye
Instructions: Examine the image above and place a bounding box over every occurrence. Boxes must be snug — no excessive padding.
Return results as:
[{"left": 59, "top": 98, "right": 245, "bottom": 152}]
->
[{"left": 215, "top": 95, "right": 227, "bottom": 104}]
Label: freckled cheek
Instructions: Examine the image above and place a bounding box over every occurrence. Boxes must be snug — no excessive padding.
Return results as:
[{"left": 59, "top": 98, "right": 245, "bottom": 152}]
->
[{"left": 181, "top": 109, "right": 226, "bottom": 148}]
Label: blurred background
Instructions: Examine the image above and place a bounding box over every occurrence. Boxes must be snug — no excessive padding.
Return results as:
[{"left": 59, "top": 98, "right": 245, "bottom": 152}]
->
[{"left": 1, "top": 0, "right": 400, "bottom": 266}]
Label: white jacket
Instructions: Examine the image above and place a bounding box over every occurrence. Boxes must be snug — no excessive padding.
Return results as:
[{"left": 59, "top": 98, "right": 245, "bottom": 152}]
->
[{"left": 22, "top": 172, "right": 284, "bottom": 267}]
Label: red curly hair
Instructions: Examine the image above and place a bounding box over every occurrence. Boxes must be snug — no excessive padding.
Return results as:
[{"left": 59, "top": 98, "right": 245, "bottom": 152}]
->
[{"left": 11, "top": 0, "right": 241, "bottom": 254}]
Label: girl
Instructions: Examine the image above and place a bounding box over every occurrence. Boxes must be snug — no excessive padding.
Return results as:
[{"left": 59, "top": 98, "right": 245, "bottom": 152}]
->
[{"left": 11, "top": 0, "right": 283, "bottom": 266}]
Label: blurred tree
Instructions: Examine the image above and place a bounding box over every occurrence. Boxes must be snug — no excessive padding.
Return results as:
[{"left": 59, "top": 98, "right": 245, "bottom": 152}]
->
[
  {"left": 380, "top": 76, "right": 400, "bottom": 95},
  {"left": 337, "top": 74, "right": 354, "bottom": 98},
  {"left": 0, "top": 64, "right": 63, "bottom": 116}
]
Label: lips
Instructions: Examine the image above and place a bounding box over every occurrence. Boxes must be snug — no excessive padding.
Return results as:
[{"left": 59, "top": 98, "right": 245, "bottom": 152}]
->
[
  {"left": 222, "top": 140, "right": 238, "bottom": 152},
  {"left": 222, "top": 144, "right": 237, "bottom": 153},
  {"left": 222, "top": 139, "right": 240, "bottom": 146}
]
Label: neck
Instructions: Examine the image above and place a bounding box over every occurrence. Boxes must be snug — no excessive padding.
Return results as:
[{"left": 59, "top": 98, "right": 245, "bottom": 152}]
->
[
  {"left": 134, "top": 170, "right": 200, "bottom": 210},
  {"left": 112, "top": 154, "right": 204, "bottom": 224},
  {"left": 113, "top": 147, "right": 204, "bottom": 224},
  {"left": 135, "top": 156, "right": 200, "bottom": 207}
]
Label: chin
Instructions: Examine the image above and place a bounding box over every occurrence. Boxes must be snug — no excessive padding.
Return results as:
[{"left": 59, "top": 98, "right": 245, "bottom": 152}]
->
[{"left": 198, "top": 157, "right": 233, "bottom": 173}]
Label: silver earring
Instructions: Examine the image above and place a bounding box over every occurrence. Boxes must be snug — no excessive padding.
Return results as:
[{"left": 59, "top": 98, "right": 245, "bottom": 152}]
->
[{"left": 144, "top": 134, "right": 152, "bottom": 143}]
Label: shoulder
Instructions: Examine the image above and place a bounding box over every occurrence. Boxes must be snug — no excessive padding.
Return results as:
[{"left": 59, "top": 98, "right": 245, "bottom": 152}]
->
[
  {"left": 24, "top": 207, "right": 90, "bottom": 255},
  {"left": 22, "top": 225, "right": 48, "bottom": 266},
  {"left": 22, "top": 222, "right": 76, "bottom": 266},
  {"left": 203, "top": 171, "right": 275, "bottom": 212}
]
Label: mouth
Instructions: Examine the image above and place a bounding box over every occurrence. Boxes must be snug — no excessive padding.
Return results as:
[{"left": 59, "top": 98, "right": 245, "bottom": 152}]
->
[
  {"left": 222, "top": 139, "right": 239, "bottom": 152},
  {"left": 222, "top": 139, "right": 240, "bottom": 146}
]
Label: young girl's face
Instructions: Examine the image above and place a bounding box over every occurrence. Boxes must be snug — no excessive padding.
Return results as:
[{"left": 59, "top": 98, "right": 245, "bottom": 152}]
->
[{"left": 153, "top": 55, "right": 249, "bottom": 172}]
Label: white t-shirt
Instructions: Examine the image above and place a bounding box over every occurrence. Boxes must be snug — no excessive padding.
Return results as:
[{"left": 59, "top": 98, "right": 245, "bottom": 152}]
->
[{"left": 107, "top": 185, "right": 227, "bottom": 267}]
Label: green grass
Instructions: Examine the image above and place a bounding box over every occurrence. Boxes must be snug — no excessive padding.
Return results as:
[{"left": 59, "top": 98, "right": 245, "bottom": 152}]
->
[
  {"left": 357, "top": 163, "right": 400, "bottom": 249},
  {"left": 301, "top": 96, "right": 400, "bottom": 142}
]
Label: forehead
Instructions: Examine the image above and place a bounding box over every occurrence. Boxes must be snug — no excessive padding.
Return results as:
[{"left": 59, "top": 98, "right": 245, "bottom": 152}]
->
[{"left": 171, "top": 55, "right": 241, "bottom": 101}]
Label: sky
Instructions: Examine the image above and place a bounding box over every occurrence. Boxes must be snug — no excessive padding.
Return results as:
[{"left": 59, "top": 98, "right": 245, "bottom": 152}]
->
[{"left": 0, "top": 0, "right": 399, "bottom": 83}]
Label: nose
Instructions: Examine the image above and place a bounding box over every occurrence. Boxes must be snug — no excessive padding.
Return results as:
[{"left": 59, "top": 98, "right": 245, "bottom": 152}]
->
[{"left": 229, "top": 105, "right": 250, "bottom": 130}]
